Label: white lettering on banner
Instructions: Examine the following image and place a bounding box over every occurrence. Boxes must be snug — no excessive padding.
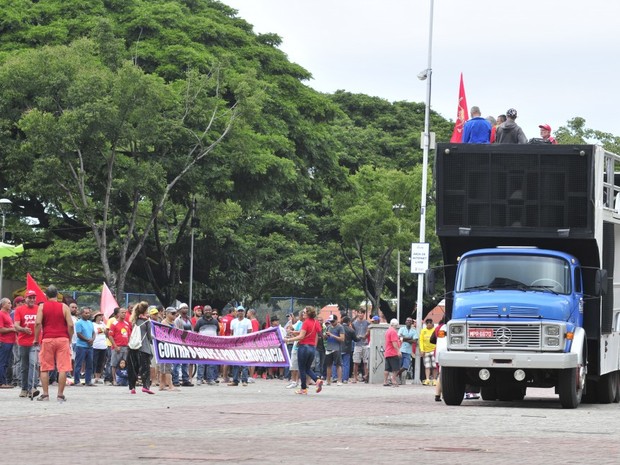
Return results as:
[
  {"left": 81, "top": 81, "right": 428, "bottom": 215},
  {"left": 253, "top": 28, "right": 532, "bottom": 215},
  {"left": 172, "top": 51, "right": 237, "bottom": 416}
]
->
[{"left": 156, "top": 342, "right": 287, "bottom": 364}]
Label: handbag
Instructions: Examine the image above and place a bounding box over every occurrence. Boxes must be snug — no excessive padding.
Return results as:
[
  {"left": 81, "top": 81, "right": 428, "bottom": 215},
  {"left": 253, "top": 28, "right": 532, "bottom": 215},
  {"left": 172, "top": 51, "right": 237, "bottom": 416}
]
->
[{"left": 128, "top": 324, "right": 143, "bottom": 350}]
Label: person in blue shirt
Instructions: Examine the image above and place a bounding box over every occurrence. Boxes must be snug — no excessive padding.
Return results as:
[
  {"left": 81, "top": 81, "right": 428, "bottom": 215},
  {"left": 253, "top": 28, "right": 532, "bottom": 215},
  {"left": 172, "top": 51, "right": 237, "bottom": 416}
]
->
[
  {"left": 397, "top": 317, "right": 419, "bottom": 382},
  {"left": 74, "top": 307, "right": 95, "bottom": 386},
  {"left": 462, "top": 106, "right": 492, "bottom": 143}
]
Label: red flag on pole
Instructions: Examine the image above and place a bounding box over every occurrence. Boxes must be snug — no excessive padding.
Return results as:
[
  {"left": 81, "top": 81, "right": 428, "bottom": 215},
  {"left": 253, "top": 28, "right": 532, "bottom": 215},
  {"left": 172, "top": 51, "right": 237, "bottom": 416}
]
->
[
  {"left": 26, "top": 273, "right": 47, "bottom": 304},
  {"left": 449, "top": 73, "right": 469, "bottom": 143},
  {"left": 101, "top": 282, "right": 119, "bottom": 320}
]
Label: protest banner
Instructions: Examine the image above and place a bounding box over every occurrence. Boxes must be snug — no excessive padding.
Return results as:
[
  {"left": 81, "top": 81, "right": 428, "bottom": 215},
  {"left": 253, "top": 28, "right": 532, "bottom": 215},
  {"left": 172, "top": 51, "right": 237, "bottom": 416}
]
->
[{"left": 151, "top": 321, "right": 290, "bottom": 367}]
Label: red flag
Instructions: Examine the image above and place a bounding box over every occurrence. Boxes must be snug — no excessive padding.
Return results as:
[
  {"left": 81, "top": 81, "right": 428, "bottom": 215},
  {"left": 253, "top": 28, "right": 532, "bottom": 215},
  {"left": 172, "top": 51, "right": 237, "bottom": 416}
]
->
[
  {"left": 26, "top": 273, "right": 47, "bottom": 304},
  {"left": 265, "top": 313, "right": 271, "bottom": 330},
  {"left": 449, "top": 73, "right": 469, "bottom": 143},
  {"left": 101, "top": 282, "right": 119, "bottom": 320}
]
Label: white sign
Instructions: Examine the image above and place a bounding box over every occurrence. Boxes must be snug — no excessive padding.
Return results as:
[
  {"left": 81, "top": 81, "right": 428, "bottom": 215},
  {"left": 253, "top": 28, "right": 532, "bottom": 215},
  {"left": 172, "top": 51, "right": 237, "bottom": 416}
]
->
[{"left": 410, "top": 243, "right": 430, "bottom": 274}]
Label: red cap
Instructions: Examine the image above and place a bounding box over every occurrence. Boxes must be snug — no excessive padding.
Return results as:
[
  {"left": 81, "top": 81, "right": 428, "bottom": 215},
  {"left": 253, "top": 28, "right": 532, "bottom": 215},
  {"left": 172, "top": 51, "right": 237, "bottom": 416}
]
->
[
  {"left": 14, "top": 296, "right": 25, "bottom": 304},
  {"left": 25, "top": 290, "right": 37, "bottom": 297},
  {"left": 538, "top": 124, "right": 551, "bottom": 131},
  {"left": 193, "top": 305, "right": 203, "bottom": 311}
]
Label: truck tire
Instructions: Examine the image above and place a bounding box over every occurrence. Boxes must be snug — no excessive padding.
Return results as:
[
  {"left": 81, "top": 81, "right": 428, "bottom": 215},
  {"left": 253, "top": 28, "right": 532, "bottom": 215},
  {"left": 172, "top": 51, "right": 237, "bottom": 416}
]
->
[
  {"left": 558, "top": 367, "right": 583, "bottom": 409},
  {"left": 441, "top": 367, "right": 465, "bottom": 406},
  {"left": 597, "top": 372, "right": 618, "bottom": 404},
  {"left": 480, "top": 386, "right": 497, "bottom": 401}
]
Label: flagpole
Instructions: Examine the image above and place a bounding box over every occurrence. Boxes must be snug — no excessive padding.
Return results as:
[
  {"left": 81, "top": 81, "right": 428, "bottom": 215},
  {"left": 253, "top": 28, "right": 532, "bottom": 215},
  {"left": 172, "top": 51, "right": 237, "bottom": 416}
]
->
[{"left": 413, "top": 0, "right": 434, "bottom": 386}]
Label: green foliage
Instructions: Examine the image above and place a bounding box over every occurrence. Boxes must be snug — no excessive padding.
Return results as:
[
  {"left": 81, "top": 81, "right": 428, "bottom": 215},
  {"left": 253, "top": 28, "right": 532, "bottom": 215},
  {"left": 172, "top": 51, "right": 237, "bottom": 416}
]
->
[{"left": 556, "top": 117, "right": 620, "bottom": 154}]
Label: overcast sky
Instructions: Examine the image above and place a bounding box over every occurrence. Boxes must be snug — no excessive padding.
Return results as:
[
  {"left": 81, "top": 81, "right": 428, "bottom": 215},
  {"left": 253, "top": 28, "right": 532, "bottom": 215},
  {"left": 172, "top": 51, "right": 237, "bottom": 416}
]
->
[{"left": 223, "top": 0, "right": 620, "bottom": 140}]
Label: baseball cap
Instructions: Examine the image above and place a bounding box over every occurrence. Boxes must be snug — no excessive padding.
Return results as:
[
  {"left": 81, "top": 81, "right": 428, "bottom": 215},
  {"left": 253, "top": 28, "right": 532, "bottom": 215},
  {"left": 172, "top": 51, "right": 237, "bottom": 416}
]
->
[
  {"left": 371, "top": 315, "right": 380, "bottom": 322},
  {"left": 236, "top": 305, "right": 245, "bottom": 311},
  {"left": 25, "top": 290, "right": 37, "bottom": 297},
  {"left": 506, "top": 108, "right": 518, "bottom": 118},
  {"left": 148, "top": 306, "right": 159, "bottom": 315},
  {"left": 538, "top": 123, "right": 551, "bottom": 131},
  {"left": 326, "top": 315, "right": 335, "bottom": 322},
  {"left": 178, "top": 303, "right": 188, "bottom": 309},
  {"left": 165, "top": 306, "right": 177, "bottom": 313},
  {"left": 14, "top": 296, "right": 25, "bottom": 304},
  {"left": 193, "top": 305, "right": 203, "bottom": 312}
]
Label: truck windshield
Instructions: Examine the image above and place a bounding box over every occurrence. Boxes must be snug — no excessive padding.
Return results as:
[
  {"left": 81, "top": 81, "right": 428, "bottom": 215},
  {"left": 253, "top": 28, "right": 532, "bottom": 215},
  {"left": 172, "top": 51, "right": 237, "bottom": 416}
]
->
[{"left": 456, "top": 254, "right": 571, "bottom": 295}]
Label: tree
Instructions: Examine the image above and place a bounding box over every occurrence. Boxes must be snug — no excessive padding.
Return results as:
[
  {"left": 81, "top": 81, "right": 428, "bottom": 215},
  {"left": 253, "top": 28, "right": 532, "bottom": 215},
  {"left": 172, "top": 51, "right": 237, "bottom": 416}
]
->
[
  {"left": 556, "top": 117, "right": 620, "bottom": 153},
  {"left": 0, "top": 39, "right": 238, "bottom": 298},
  {"left": 333, "top": 166, "right": 421, "bottom": 317}
]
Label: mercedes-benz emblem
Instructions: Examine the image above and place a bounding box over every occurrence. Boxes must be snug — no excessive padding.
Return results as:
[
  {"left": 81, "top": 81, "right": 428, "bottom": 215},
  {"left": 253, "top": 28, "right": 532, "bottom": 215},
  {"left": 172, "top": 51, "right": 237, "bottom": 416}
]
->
[{"left": 495, "top": 327, "right": 512, "bottom": 345}]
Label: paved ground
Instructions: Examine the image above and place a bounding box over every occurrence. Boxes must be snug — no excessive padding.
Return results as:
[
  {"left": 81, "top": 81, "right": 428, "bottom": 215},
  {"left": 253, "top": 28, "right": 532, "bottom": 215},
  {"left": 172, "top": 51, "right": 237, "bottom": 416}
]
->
[{"left": 2, "top": 379, "right": 620, "bottom": 464}]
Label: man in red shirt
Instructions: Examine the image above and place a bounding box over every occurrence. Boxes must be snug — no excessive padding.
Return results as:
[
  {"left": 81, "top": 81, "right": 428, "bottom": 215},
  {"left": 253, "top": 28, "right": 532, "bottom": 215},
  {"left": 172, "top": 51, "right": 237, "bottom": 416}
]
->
[
  {"left": 33, "top": 285, "right": 74, "bottom": 402},
  {"left": 383, "top": 319, "right": 402, "bottom": 387},
  {"left": 107, "top": 307, "right": 132, "bottom": 385},
  {"left": 220, "top": 306, "right": 236, "bottom": 383},
  {"left": 13, "top": 290, "right": 41, "bottom": 398},
  {"left": 0, "top": 297, "right": 17, "bottom": 388}
]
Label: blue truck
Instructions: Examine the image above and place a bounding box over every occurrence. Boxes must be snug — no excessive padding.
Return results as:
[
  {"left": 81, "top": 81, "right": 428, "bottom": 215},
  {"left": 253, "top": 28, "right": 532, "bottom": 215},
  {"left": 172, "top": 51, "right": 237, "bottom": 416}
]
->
[{"left": 429, "top": 143, "right": 620, "bottom": 408}]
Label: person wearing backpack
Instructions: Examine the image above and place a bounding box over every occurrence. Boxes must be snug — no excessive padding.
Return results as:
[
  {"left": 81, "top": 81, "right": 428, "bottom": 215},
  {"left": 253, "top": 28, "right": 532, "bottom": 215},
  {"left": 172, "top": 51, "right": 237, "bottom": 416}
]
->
[{"left": 127, "top": 302, "right": 154, "bottom": 395}]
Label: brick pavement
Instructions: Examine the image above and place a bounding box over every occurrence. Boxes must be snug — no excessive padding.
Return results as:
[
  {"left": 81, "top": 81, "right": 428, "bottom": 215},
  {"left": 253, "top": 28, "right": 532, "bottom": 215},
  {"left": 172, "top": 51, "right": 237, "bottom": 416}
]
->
[{"left": 1, "top": 379, "right": 619, "bottom": 464}]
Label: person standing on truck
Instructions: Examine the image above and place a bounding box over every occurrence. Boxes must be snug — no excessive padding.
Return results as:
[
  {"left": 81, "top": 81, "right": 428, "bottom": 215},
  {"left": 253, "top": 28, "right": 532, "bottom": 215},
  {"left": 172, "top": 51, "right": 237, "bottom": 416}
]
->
[
  {"left": 538, "top": 124, "right": 558, "bottom": 144},
  {"left": 495, "top": 108, "right": 527, "bottom": 144},
  {"left": 419, "top": 318, "right": 437, "bottom": 385},
  {"left": 462, "top": 106, "right": 492, "bottom": 143}
]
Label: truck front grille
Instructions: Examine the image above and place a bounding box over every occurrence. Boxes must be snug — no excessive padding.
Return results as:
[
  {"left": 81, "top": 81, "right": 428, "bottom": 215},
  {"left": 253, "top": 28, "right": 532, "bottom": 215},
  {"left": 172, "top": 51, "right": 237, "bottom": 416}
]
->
[{"left": 467, "top": 323, "right": 541, "bottom": 349}]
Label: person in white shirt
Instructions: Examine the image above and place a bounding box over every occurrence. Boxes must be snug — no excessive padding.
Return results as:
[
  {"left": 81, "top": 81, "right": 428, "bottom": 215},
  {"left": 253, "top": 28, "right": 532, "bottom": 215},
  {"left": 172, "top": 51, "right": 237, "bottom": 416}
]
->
[{"left": 228, "top": 306, "right": 252, "bottom": 386}]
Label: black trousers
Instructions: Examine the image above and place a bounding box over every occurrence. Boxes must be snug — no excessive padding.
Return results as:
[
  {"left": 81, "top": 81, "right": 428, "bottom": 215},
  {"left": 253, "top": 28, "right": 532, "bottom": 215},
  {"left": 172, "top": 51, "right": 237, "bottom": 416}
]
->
[{"left": 128, "top": 349, "right": 152, "bottom": 390}]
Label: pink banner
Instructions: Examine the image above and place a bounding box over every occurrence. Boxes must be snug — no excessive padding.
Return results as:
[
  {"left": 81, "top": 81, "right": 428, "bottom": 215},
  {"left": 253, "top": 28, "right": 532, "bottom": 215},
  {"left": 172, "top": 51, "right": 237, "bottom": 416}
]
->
[{"left": 150, "top": 322, "right": 290, "bottom": 367}]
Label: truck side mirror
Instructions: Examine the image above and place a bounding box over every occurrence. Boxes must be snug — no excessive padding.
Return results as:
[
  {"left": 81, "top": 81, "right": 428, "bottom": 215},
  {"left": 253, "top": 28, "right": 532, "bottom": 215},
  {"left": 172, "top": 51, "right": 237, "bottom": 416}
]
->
[
  {"left": 425, "top": 269, "right": 436, "bottom": 295},
  {"left": 595, "top": 269, "right": 608, "bottom": 297}
]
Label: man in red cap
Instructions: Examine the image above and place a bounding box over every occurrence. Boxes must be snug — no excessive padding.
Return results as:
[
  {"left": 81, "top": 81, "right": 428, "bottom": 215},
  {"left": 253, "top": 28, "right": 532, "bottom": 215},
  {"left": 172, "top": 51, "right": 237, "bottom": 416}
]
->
[
  {"left": 191, "top": 305, "right": 203, "bottom": 327},
  {"left": 538, "top": 124, "right": 557, "bottom": 144},
  {"left": 13, "top": 290, "right": 41, "bottom": 398}
]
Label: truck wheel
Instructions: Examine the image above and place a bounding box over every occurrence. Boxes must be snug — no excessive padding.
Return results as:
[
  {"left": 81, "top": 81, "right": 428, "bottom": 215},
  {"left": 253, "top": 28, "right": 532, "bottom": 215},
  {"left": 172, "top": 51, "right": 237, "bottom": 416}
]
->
[
  {"left": 558, "top": 367, "right": 583, "bottom": 409},
  {"left": 480, "top": 386, "right": 497, "bottom": 401},
  {"left": 597, "top": 372, "right": 618, "bottom": 404},
  {"left": 441, "top": 367, "right": 465, "bottom": 406}
]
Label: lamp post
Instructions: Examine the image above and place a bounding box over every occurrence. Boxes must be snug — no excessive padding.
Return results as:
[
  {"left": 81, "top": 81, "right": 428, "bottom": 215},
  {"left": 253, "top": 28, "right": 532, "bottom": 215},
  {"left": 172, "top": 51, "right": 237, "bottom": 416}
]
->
[
  {"left": 188, "top": 198, "right": 197, "bottom": 313},
  {"left": 413, "top": 0, "right": 434, "bottom": 385},
  {"left": 392, "top": 204, "right": 406, "bottom": 322},
  {"left": 0, "top": 198, "right": 12, "bottom": 298}
]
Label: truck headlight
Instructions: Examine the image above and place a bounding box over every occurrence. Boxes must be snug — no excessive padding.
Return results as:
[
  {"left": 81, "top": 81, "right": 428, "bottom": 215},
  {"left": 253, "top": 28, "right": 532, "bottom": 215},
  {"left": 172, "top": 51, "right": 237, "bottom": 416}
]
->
[
  {"left": 545, "top": 337, "right": 560, "bottom": 346},
  {"left": 544, "top": 326, "right": 560, "bottom": 336},
  {"left": 451, "top": 325, "right": 464, "bottom": 335},
  {"left": 451, "top": 336, "right": 463, "bottom": 345}
]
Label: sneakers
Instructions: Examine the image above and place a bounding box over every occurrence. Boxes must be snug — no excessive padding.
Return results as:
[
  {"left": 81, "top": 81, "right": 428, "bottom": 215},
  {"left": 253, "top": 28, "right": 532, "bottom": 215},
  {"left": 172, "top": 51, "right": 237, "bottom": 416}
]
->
[
  {"left": 285, "top": 381, "right": 297, "bottom": 389},
  {"left": 295, "top": 388, "right": 308, "bottom": 395},
  {"left": 247, "top": 378, "right": 255, "bottom": 384},
  {"left": 228, "top": 381, "right": 239, "bottom": 387},
  {"left": 316, "top": 379, "right": 324, "bottom": 393},
  {"left": 130, "top": 389, "right": 136, "bottom": 394},
  {"left": 422, "top": 379, "right": 431, "bottom": 386},
  {"left": 242, "top": 382, "right": 248, "bottom": 386},
  {"left": 142, "top": 387, "right": 155, "bottom": 395},
  {"left": 19, "top": 390, "right": 28, "bottom": 398},
  {"left": 206, "top": 381, "right": 216, "bottom": 386},
  {"left": 435, "top": 395, "right": 442, "bottom": 402},
  {"left": 29, "top": 389, "right": 40, "bottom": 399},
  {"left": 181, "top": 381, "right": 194, "bottom": 387}
]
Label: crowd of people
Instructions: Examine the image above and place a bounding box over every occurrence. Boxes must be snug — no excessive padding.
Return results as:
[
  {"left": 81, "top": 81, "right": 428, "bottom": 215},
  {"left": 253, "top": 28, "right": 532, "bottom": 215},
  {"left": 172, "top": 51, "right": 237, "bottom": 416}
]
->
[
  {"left": 462, "top": 106, "right": 557, "bottom": 145},
  {"left": 0, "top": 288, "right": 452, "bottom": 402}
]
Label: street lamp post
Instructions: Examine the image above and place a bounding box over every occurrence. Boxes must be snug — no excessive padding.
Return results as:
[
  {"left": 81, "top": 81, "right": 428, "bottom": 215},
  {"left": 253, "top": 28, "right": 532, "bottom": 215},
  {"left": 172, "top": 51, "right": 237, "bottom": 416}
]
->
[
  {"left": 188, "top": 198, "right": 197, "bottom": 313},
  {"left": 413, "top": 0, "right": 434, "bottom": 385},
  {"left": 392, "top": 204, "right": 406, "bottom": 323},
  {"left": 0, "top": 198, "right": 12, "bottom": 298}
]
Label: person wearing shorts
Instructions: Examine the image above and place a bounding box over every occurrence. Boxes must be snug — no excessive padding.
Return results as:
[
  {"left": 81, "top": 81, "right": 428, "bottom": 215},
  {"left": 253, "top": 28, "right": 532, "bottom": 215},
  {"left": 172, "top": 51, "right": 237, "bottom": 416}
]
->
[
  {"left": 352, "top": 312, "right": 370, "bottom": 383},
  {"left": 419, "top": 318, "right": 437, "bottom": 385},
  {"left": 383, "top": 319, "right": 401, "bottom": 387},
  {"left": 33, "top": 285, "right": 74, "bottom": 402}
]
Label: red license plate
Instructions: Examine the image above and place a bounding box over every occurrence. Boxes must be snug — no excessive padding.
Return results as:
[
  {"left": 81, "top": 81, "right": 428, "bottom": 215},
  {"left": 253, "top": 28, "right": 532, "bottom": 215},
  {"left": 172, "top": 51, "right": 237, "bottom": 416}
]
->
[{"left": 469, "top": 328, "right": 494, "bottom": 338}]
